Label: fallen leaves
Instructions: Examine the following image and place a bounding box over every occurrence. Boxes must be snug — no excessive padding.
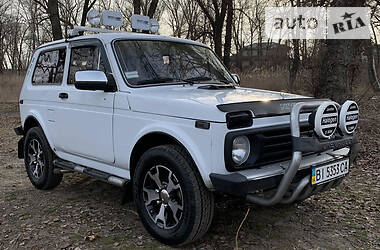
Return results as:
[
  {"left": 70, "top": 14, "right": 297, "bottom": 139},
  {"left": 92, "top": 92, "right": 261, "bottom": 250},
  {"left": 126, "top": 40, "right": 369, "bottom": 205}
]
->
[
  {"left": 84, "top": 232, "right": 100, "bottom": 242},
  {"left": 0, "top": 99, "right": 379, "bottom": 249}
]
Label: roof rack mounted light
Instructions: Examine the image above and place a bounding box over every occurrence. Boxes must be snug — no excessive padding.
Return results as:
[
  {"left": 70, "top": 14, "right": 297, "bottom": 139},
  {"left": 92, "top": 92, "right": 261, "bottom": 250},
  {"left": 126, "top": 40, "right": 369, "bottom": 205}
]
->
[
  {"left": 68, "top": 26, "right": 121, "bottom": 37},
  {"left": 131, "top": 14, "right": 159, "bottom": 33}
]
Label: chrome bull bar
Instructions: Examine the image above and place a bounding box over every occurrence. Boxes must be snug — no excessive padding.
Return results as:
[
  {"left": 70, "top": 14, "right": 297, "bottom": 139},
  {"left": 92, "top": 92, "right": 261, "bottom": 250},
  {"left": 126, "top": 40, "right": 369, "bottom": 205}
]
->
[{"left": 246, "top": 101, "right": 332, "bottom": 206}]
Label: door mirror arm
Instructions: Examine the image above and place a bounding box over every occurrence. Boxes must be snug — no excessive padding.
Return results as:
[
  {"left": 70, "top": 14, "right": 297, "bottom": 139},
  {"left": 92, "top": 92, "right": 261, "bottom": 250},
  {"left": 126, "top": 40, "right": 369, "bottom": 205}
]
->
[
  {"left": 231, "top": 73, "right": 241, "bottom": 86},
  {"left": 104, "top": 73, "right": 117, "bottom": 92}
]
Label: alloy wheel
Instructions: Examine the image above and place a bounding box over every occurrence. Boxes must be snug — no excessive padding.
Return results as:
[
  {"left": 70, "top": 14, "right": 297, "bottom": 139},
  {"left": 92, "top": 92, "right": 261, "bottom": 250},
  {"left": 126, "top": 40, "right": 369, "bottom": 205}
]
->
[
  {"left": 27, "top": 139, "right": 45, "bottom": 179},
  {"left": 142, "top": 165, "right": 183, "bottom": 229}
]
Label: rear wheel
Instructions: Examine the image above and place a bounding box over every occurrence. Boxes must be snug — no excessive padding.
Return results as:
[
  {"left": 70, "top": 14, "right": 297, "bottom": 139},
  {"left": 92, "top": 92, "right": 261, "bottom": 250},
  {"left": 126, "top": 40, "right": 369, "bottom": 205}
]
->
[
  {"left": 24, "top": 127, "right": 62, "bottom": 190},
  {"left": 133, "top": 145, "right": 214, "bottom": 245}
]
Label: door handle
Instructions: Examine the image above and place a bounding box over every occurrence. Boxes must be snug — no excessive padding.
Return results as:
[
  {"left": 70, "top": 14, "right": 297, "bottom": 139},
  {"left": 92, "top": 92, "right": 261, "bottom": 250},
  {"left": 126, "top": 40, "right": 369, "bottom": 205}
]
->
[{"left": 59, "top": 93, "right": 68, "bottom": 99}]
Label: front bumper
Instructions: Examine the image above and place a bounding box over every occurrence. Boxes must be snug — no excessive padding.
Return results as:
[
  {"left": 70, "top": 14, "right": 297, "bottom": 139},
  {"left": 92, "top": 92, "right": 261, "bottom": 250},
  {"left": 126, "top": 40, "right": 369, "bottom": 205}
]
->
[
  {"left": 211, "top": 101, "right": 359, "bottom": 206},
  {"left": 210, "top": 147, "right": 354, "bottom": 196}
]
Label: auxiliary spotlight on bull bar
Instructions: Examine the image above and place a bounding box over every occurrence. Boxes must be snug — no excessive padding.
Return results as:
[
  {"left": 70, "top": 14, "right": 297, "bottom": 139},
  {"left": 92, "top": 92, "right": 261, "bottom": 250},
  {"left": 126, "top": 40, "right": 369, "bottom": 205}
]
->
[{"left": 246, "top": 101, "right": 357, "bottom": 206}]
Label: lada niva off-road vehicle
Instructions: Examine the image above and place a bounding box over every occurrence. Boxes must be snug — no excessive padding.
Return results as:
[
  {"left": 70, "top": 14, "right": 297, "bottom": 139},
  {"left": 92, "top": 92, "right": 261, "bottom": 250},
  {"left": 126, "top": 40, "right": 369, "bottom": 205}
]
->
[{"left": 14, "top": 24, "right": 359, "bottom": 245}]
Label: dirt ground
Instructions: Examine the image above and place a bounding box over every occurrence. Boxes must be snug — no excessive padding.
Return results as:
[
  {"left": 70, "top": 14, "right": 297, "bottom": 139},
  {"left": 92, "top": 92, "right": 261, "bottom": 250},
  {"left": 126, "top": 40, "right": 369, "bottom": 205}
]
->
[{"left": 0, "top": 99, "right": 379, "bottom": 250}]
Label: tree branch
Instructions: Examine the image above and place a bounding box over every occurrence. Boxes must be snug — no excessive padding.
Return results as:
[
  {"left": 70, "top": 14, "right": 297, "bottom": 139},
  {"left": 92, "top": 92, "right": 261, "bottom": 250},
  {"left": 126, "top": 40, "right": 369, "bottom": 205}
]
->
[
  {"left": 195, "top": 0, "right": 215, "bottom": 26},
  {"left": 33, "top": 0, "right": 48, "bottom": 11}
]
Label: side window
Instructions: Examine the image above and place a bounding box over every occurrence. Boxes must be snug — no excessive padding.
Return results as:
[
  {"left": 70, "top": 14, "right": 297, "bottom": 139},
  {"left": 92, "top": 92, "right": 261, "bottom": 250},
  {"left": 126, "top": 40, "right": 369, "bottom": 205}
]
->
[
  {"left": 68, "top": 46, "right": 106, "bottom": 84},
  {"left": 32, "top": 49, "right": 66, "bottom": 85}
]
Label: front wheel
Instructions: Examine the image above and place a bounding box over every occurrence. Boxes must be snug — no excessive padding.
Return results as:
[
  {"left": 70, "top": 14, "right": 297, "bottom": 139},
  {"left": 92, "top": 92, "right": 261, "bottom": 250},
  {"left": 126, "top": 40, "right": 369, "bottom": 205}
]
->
[{"left": 133, "top": 145, "right": 214, "bottom": 245}]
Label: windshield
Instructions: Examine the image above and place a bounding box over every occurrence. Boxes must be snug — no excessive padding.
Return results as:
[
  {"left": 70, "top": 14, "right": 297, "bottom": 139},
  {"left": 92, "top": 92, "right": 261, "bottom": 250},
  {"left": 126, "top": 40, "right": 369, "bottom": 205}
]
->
[{"left": 114, "top": 40, "right": 235, "bottom": 86}]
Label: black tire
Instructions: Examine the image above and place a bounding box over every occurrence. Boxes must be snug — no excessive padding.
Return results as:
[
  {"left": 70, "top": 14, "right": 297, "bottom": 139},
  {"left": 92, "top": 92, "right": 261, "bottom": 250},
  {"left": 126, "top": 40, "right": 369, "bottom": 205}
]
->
[
  {"left": 24, "top": 127, "right": 62, "bottom": 190},
  {"left": 133, "top": 144, "right": 214, "bottom": 245}
]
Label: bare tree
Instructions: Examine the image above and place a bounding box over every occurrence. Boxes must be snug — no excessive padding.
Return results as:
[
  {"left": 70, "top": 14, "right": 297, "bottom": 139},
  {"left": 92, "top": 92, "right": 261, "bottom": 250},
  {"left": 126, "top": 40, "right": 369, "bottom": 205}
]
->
[
  {"left": 164, "top": 0, "right": 207, "bottom": 40},
  {"left": 47, "top": 0, "right": 62, "bottom": 40},
  {"left": 288, "top": 0, "right": 300, "bottom": 92},
  {"left": 0, "top": 0, "right": 11, "bottom": 72},
  {"left": 232, "top": 0, "right": 250, "bottom": 55},
  {"left": 33, "top": 0, "right": 62, "bottom": 40},
  {"left": 196, "top": 0, "right": 228, "bottom": 58},
  {"left": 315, "top": 0, "right": 366, "bottom": 103},
  {"left": 164, "top": 0, "right": 185, "bottom": 37},
  {"left": 195, "top": 0, "right": 234, "bottom": 67}
]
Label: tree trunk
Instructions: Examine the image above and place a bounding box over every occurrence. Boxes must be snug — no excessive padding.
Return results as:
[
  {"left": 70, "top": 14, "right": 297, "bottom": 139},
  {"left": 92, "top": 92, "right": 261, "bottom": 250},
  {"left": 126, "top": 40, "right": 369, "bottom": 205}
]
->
[
  {"left": 223, "top": 0, "right": 233, "bottom": 69},
  {"left": 132, "top": 0, "right": 141, "bottom": 32},
  {"left": 0, "top": 24, "right": 3, "bottom": 73},
  {"left": 47, "top": 0, "right": 62, "bottom": 40},
  {"left": 289, "top": 39, "right": 300, "bottom": 92},
  {"left": 195, "top": 0, "right": 227, "bottom": 60},
  {"left": 133, "top": 0, "right": 141, "bottom": 14},
  {"left": 366, "top": 42, "right": 380, "bottom": 92},
  {"left": 30, "top": 1, "right": 37, "bottom": 49},
  {"left": 315, "top": 39, "right": 355, "bottom": 103},
  {"left": 80, "top": 0, "right": 90, "bottom": 26},
  {"left": 315, "top": 0, "right": 364, "bottom": 103},
  {"left": 147, "top": 0, "right": 159, "bottom": 18},
  {"left": 213, "top": 28, "right": 223, "bottom": 59}
]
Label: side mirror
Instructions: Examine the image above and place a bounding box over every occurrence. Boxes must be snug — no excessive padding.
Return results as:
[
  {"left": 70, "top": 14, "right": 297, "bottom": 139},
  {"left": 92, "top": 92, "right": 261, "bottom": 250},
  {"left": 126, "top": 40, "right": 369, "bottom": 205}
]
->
[
  {"left": 75, "top": 70, "right": 109, "bottom": 91},
  {"left": 231, "top": 73, "right": 241, "bottom": 85}
]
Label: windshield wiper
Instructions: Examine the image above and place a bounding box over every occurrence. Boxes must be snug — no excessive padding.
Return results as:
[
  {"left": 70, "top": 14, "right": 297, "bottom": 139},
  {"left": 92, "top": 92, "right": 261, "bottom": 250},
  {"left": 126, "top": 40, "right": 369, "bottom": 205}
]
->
[
  {"left": 218, "top": 79, "right": 235, "bottom": 85},
  {"left": 137, "top": 76, "right": 224, "bottom": 86},
  {"left": 137, "top": 77, "right": 174, "bottom": 85},
  {"left": 137, "top": 77, "right": 198, "bottom": 86},
  {"left": 185, "top": 76, "right": 212, "bottom": 82},
  {"left": 187, "top": 76, "right": 234, "bottom": 85},
  {"left": 175, "top": 76, "right": 214, "bottom": 86}
]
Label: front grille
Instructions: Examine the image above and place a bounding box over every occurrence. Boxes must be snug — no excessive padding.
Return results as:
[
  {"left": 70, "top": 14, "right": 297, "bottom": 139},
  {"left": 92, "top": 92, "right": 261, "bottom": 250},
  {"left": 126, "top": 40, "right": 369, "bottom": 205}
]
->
[
  {"left": 225, "top": 123, "right": 320, "bottom": 172},
  {"left": 249, "top": 125, "right": 314, "bottom": 167}
]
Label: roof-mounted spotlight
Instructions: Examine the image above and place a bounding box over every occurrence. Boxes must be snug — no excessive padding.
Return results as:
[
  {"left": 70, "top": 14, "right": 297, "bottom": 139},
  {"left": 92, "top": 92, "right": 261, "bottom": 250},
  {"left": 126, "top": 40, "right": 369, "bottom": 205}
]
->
[
  {"left": 150, "top": 19, "right": 159, "bottom": 33},
  {"left": 69, "top": 10, "right": 124, "bottom": 37},
  {"left": 87, "top": 9, "right": 101, "bottom": 26},
  {"left": 131, "top": 14, "right": 160, "bottom": 33},
  {"left": 102, "top": 10, "right": 123, "bottom": 27}
]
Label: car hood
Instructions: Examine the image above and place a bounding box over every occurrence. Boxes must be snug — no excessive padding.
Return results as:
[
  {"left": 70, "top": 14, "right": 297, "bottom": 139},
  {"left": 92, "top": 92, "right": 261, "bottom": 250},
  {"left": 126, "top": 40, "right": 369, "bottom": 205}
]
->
[{"left": 127, "top": 85, "right": 308, "bottom": 122}]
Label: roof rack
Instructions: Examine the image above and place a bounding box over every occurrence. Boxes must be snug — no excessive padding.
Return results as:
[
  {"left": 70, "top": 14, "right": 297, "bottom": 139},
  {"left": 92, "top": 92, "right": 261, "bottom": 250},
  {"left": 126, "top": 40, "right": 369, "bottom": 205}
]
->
[{"left": 68, "top": 26, "right": 121, "bottom": 37}]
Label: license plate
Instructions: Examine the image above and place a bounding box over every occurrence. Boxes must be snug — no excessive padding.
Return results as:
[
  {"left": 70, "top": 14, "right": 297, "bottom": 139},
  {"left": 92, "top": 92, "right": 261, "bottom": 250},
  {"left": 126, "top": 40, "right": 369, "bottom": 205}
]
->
[{"left": 311, "top": 159, "right": 349, "bottom": 185}]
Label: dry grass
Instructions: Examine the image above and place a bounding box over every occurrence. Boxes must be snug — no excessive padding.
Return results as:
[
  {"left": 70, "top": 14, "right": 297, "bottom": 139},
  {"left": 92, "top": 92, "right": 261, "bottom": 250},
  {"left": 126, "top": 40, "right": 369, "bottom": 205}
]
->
[
  {"left": 239, "top": 66, "right": 289, "bottom": 91},
  {"left": 0, "top": 71, "right": 24, "bottom": 102}
]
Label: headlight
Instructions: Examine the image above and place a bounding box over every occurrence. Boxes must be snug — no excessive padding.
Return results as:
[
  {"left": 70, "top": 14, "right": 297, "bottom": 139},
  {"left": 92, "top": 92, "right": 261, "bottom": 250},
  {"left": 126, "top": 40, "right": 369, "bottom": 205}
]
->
[{"left": 232, "top": 136, "right": 250, "bottom": 165}]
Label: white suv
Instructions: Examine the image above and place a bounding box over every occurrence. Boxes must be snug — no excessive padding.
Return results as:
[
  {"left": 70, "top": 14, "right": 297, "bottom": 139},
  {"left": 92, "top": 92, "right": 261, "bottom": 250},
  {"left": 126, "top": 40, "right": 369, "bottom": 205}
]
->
[{"left": 15, "top": 30, "right": 359, "bottom": 245}]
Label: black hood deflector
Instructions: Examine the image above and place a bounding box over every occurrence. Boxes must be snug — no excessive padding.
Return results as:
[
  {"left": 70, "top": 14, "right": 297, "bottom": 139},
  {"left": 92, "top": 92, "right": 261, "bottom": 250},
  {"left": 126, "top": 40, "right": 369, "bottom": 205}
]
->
[{"left": 217, "top": 98, "right": 329, "bottom": 118}]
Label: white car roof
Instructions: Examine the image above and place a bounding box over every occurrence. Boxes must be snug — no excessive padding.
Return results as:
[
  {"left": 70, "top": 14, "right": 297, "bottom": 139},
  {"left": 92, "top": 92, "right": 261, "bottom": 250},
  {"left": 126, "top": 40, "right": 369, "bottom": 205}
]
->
[{"left": 38, "top": 31, "right": 210, "bottom": 49}]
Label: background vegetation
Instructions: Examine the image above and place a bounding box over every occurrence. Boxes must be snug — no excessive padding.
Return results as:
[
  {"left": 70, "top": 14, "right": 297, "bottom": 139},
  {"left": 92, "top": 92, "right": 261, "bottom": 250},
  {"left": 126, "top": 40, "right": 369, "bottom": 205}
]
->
[{"left": 0, "top": 0, "right": 380, "bottom": 102}]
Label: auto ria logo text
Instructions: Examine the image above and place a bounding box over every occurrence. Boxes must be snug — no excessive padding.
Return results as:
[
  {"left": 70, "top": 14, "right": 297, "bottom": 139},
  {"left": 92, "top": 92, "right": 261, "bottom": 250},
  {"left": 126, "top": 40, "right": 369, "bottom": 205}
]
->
[
  {"left": 265, "top": 7, "right": 370, "bottom": 40},
  {"left": 333, "top": 11, "right": 366, "bottom": 34}
]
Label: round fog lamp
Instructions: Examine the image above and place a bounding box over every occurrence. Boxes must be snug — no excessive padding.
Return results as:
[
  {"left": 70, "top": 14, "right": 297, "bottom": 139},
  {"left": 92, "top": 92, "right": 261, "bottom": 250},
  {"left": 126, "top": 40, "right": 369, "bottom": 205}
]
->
[
  {"left": 339, "top": 100, "right": 359, "bottom": 134},
  {"left": 232, "top": 136, "right": 250, "bottom": 165}
]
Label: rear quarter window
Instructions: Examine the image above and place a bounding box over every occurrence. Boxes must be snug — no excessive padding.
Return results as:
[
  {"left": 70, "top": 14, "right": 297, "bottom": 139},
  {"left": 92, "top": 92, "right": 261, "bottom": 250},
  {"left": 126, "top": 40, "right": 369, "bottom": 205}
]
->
[{"left": 32, "top": 48, "right": 66, "bottom": 85}]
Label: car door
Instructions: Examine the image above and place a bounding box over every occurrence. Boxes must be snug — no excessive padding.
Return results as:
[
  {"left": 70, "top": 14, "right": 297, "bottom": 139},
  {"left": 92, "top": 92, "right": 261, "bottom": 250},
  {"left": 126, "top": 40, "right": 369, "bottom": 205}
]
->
[{"left": 53, "top": 39, "right": 116, "bottom": 164}]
